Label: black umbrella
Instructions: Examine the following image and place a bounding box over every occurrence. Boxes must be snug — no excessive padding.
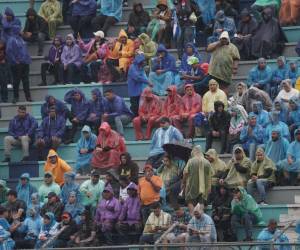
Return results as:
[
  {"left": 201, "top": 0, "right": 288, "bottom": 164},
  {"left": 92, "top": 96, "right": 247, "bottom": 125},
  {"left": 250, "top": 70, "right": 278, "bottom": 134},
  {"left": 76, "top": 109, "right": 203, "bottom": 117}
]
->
[{"left": 162, "top": 142, "right": 193, "bottom": 163}]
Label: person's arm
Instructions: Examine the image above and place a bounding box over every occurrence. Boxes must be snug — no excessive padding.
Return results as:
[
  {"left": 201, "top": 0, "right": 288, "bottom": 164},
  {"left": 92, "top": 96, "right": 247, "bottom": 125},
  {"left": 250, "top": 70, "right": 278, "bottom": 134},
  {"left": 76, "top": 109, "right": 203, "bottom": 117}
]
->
[
  {"left": 54, "top": 117, "right": 66, "bottom": 138},
  {"left": 36, "top": 119, "right": 45, "bottom": 139},
  {"left": 27, "top": 116, "right": 38, "bottom": 138},
  {"left": 258, "top": 67, "right": 272, "bottom": 85},
  {"left": 207, "top": 41, "right": 221, "bottom": 53},
  {"left": 8, "top": 119, "right": 17, "bottom": 138},
  {"left": 75, "top": 102, "right": 89, "bottom": 122},
  {"left": 239, "top": 127, "right": 248, "bottom": 143},
  {"left": 149, "top": 176, "right": 162, "bottom": 192},
  {"left": 107, "top": 98, "right": 124, "bottom": 118}
]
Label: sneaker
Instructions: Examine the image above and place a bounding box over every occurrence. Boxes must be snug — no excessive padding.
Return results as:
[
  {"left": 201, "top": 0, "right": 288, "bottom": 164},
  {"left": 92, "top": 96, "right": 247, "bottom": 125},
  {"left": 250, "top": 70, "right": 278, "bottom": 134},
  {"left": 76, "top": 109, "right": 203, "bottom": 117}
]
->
[
  {"left": 26, "top": 98, "right": 33, "bottom": 102},
  {"left": 2, "top": 157, "right": 10, "bottom": 163},
  {"left": 104, "top": 81, "right": 112, "bottom": 84}
]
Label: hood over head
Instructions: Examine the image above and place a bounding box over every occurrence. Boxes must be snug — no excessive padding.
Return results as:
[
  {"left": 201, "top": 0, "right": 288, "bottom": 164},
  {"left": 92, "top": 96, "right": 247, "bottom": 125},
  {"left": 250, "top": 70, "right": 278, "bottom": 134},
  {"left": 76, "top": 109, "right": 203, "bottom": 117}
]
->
[
  {"left": 99, "top": 122, "right": 111, "bottom": 134},
  {"left": 91, "top": 88, "right": 102, "bottom": 100},
  {"left": 253, "top": 101, "right": 263, "bottom": 113},
  {"left": 47, "top": 149, "right": 58, "bottom": 159},
  {"left": 269, "top": 111, "right": 280, "bottom": 124},
  {"left": 20, "top": 173, "right": 30, "bottom": 180},
  {"left": 156, "top": 44, "right": 168, "bottom": 55},
  {"left": 66, "top": 33, "right": 76, "bottom": 44},
  {"left": 295, "top": 128, "right": 300, "bottom": 137},
  {"left": 191, "top": 145, "right": 203, "bottom": 158},
  {"left": 166, "top": 85, "right": 177, "bottom": 97},
  {"left": 138, "top": 33, "right": 151, "bottom": 44},
  {"left": 141, "top": 87, "right": 154, "bottom": 99},
  {"left": 103, "top": 183, "right": 114, "bottom": 194},
  {"left": 64, "top": 171, "right": 76, "bottom": 179},
  {"left": 26, "top": 8, "right": 37, "bottom": 17},
  {"left": 205, "top": 148, "right": 218, "bottom": 161},
  {"left": 81, "top": 125, "right": 92, "bottom": 135},
  {"left": 52, "top": 35, "right": 63, "bottom": 45},
  {"left": 118, "top": 29, "right": 128, "bottom": 40},
  {"left": 133, "top": 54, "right": 145, "bottom": 65},
  {"left": 214, "top": 100, "right": 225, "bottom": 112},
  {"left": 219, "top": 31, "right": 230, "bottom": 42},
  {"left": 215, "top": 10, "right": 225, "bottom": 22},
  {"left": 4, "top": 7, "right": 15, "bottom": 17}
]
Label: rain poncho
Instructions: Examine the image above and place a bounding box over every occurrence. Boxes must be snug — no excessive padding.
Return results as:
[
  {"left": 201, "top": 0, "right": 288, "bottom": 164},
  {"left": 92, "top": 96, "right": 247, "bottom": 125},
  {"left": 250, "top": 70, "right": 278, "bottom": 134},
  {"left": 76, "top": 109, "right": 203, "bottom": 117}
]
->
[
  {"left": 276, "top": 83, "right": 299, "bottom": 105},
  {"left": 279, "top": 0, "right": 300, "bottom": 26},
  {"left": 100, "top": 0, "right": 122, "bottom": 21},
  {"left": 1, "top": 7, "right": 22, "bottom": 42},
  {"left": 38, "top": 212, "right": 59, "bottom": 239},
  {"left": 272, "top": 56, "right": 288, "bottom": 85},
  {"left": 225, "top": 147, "right": 252, "bottom": 188},
  {"left": 64, "top": 192, "right": 84, "bottom": 224},
  {"left": 161, "top": 85, "right": 184, "bottom": 117},
  {"left": 194, "top": 0, "right": 215, "bottom": 25},
  {"left": 287, "top": 61, "right": 300, "bottom": 86},
  {"left": 252, "top": 102, "right": 270, "bottom": 128},
  {"left": 79, "top": 178, "right": 105, "bottom": 207},
  {"left": 240, "top": 117, "right": 264, "bottom": 151},
  {"left": 137, "top": 88, "right": 161, "bottom": 118},
  {"left": 38, "top": 179, "right": 61, "bottom": 204},
  {"left": 16, "top": 173, "right": 38, "bottom": 207},
  {"left": 184, "top": 146, "right": 212, "bottom": 201},
  {"left": 257, "top": 227, "right": 290, "bottom": 250},
  {"left": 41, "top": 95, "right": 68, "bottom": 119},
  {"left": 247, "top": 62, "right": 273, "bottom": 87},
  {"left": 288, "top": 97, "right": 300, "bottom": 128},
  {"left": 138, "top": 33, "right": 158, "bottom": 65},
  {"left": 265, "top": 129, "right": 289, "bottom": 165},
  {"left": 231, "top": 187, "right": 264, "bottom": 225},
  {"left": 76, "top": 125, "right": 97, "bottom": 171},
  {"left": 182, "top": 84, "right": 202, "bottom": 115},
  {"left": 0, "top": 180, "right": 9, "bottom": 205},
  {"left": 180, "top": 43, "right": 202, "bottom": 73},
  {"left": 229, "top": 105, "right": 248, "bottom": 136},
  {"left": 274, "top": 100, "right": 289, "bottom": 123},
  {"left": 18, "top": 208, "right": 42, "bottom": 240},
  {"left": 61, "top": 34, "right": 83, "bottom": 68},
  {"left": 61, "top": 172, "right": 80, "bottom": 204},
  {"left": 44, "top": 150, "right": 72, "bottom": 186},
  {"left": 229, "top": 82, "right": 248, "bottom": 106},
  {"left": 91, "top": 122, "right": 126, "bottom": 169},
  {"left": 8, "top": 113, "right": 38, "bottom": 139},
  {"left": 0, "top": 224, "right": 15, "bottom": 250},
  {"left": 87, "top": 88, "right": 105, "bottom": 123}
]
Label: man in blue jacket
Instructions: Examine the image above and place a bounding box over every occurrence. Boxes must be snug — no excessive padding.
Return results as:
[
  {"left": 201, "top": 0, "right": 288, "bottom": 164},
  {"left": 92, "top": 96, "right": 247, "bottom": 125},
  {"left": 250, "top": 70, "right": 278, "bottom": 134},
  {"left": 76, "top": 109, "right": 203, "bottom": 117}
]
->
[
  {"left": 40, "top": 95, "right": 68, "bottom": 119},
  {"left": 103, "top": 89, "right": 133, "bottom": 136},
  {"left": 3, "top": 105, "right": 38, "bottom": 162},
  {"left": 36, "top": 106, "right": 66, "bottom": 160},
  {"left": 127, "top": 54, "right": 151, "bottom": 116}
]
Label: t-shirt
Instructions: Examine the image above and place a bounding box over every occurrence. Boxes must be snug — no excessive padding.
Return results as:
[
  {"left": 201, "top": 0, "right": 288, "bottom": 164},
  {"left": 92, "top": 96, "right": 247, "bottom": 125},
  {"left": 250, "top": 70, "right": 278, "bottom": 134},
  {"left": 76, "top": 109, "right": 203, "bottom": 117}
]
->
[{"left": 138, "top": 176, "right": 163, "bottom": 206}]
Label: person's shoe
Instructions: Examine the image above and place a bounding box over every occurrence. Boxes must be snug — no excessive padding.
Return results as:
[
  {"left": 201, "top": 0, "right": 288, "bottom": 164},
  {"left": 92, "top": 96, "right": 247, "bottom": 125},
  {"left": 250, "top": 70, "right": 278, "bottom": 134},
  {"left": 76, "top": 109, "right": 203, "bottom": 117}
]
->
[
  {"left": 21, "top": 156, "right": 30, "bottom": 162},
  {"left": 104, "top": 80, "right": 112, "bottom": 84},
  {"left": 243, "top": 237, "right": 253, "bottom": 242},
  {"left": 37, "top": 51, "right": 43, "bottom": 56},
  {"left": 12, "top": 98, "right": 18, "bottom": 104},
  {"left": 26, "top": 97, "right": 33, "bottom": 102},
  {"left": 2, "top": 157, "right": 10, "bottom": 163},
  {"left": 259, "top": 201, "right": 268, "bottom": 205},
  {"left": 38, "top": 82, "right": 47, "bottom": 86},
  {"left": 123, "top": 1, "right": 128, "bottom": 7}
]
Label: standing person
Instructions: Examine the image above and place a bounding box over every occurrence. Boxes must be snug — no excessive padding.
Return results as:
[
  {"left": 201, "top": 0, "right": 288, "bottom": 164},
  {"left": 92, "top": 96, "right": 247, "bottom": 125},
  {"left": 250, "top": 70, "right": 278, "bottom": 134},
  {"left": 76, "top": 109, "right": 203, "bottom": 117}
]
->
[
  {"left": 127, "top": 54, "right": 151, "bottom": 116},
  {"left": 70, "top": 0, "right": 97, "bottom": 39},
  {"left": 39, "top": 36, "right": 64, "bottom": 86},
  {"left": 38, "top": 0, "right": 63, "bottom": 39},
  {"left": 2, "top": 8, "right": 32, "bottom": 103},
  {"left": 0, "top": 41, "right": 11, "bottom": 103},
  {"left": 182, "top": 146, "right": 212, "bottom": 213},
  {"left": 60, "top": 34, "right": 83, "bottom": 84},
  {"left": 3, "top": 106, "right": 38, "bottom": 162},
  {"left": 38, "top": 172, "right": 61, "bottom": 204},
  {"left": 22, "top": 8, "right": 49, "bottom": 56},
  {"left": 16, "top": 173, "right": 38, "bottom": 208}
]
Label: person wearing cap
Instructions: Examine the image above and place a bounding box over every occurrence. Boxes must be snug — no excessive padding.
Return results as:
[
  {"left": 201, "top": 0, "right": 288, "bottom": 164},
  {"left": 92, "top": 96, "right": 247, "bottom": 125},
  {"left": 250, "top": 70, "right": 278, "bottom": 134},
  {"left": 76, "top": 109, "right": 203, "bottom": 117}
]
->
[
  {"left": 78, "top": 30, "right": 107, "bottom": 83},
  {"left": 149, "top": 44, "right": 177, "bottom": 96},
  {"left": 4, "top": 190, "right": 27, "bottom": 224},
  {"left": 95, "top": 184, "right": 121, "bottom": 245},
  {"left": 240, "top": 114, "right": 264, "bottom": 161},
  {"left": 251, "top": 101, "right": 269, "bottom": 129},
  {"left": 202, "top": 79, "right": 228, "bottom": 114},
  {"left": 117, "top": 182, "right": 142, "bottom": 244},
  {"left": 139, "top": 202, "right": 172, "bottom": 244},
  {"left": 61, "top": 172, "right": 80, "bottom": 205},
  {"left": 132, "top": 88, "right": 161, "bottom": 140},
  {"left": 148, "top": 117, "right": 183, "bottom": 169},
  {"left": 38, "top": 172, "right": 61, "bottom": 204},
  {"left": 205, "top": 100, "right": 231, "bottom": 154},
  {"left": 3, "top": 106, "right": 38, "bottom": 162},
  {"left": 232, "top": 8, "right": 257, "bottom": 60},
  {"left": 44, "top": 149, "right": 72, "bottom": 186},
  {"left": 179, "top": 56, "right": 206, "bottom": 86},
  {"left": 208, "top": 10, "right": 236, "bottom": 44},
  {"left": 91, "top": 122, "right": 126, "bottom": 172},
  {"left": 231, "top": 187, "right": 264, "bottom": 241},
  {"left": 79, "top": 170, "right": 105, "bottom": 210},
  {"left": 36, "top": 212, "right": 59, "bottom": 248},
  {"left": 187, "top": 203, "right": 217, "bottom": 243},
  {"left": 257, "top": 219, "right": 290, "bottom": 248},
  {"left": 222, "top": 146, "right": 252, "bottom": 189},
  {"left": 75, "top": 125, "right": 97, "bottom": 175},
  {"left": 139, "top": 165, "right": 163, "bottom": 224},
  {"left": 16, "top": 173, "right": 37, "bottom": 207},
  {"left": 36, "top": 106, "right": 66, "bottom": 160},
  {"left": 40, "top": 192, "right": 64, "bottom": 222}
]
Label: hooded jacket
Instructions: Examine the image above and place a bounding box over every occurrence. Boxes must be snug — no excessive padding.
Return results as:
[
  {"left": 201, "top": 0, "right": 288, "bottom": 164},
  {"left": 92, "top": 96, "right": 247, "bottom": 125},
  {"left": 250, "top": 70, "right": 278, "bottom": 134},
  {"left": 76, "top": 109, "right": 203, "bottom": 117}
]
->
[
  {"left": 128, "top": 3, "right": 151, "bottom": 29},
  {"left": 208, "top": 101, "right": 231, "bottom": 132},
  {"left": 1, "top": 7, "right": 22, "bottom": 41},
  {"left": 127, "top": 54, "right": 149, "bottom": 97},
  {"left": 16, "top": 173, "right": 38, "bottom": 207},
  {"left": 38, "top": 0, "right": 63, "bottom": 23},
  {"left": 23, "top": 8, "right": 49, "bottom": 36},
  {"left": 46, "top": 36, "right": 64, "bottom": 65},
  {"left": 64, "top": 88, "right": 89, "bottom": 122},
  {"left": 138, "top": 88, "right": 161, "bottom": 118},
  {"left": 41, "top": 95, "right": 68, "bottom": 119},
  {"left": 61, "top": 172, "right": 80, "bottom": 204},
  {"left": 104, "top": 94, "right": 133, "bottom": 118},
  {"left": 162, "top": 85, "right": 183, "bottom": 117},
  {"left": 61, "top": 34, "right": 83, "bottom": 67},
  {"left": 87, "top": 88, "right": 105, "bottom": 120},
  {"left": 182, "top": 84, "right": 202, "bottom": 115},
  {"left": 8, "top": 113, "right": 38, "bottom": 139},
  {"left": 112, "top": 30, "right": 135, "bottom": 62},
  {"left": 100, "top": 0, "right": 123, "bottom": 21},
  {"left": 71, "top": 0, "right": 97, "bottom": 16},
  {"left": 138, "top": 33, "right": 158, "bottom": 62},
  {"left": 37, "top": 114, "right": 66, "bottom": 140},
  {"left": 247, "top": 62, "right": 273, "bottom": 87},
  {"left": 151, "top": 44, "right": 177, "bottom": 72},
  {"left": 180, "top": 42, "right": 202, "bottom": 73}
]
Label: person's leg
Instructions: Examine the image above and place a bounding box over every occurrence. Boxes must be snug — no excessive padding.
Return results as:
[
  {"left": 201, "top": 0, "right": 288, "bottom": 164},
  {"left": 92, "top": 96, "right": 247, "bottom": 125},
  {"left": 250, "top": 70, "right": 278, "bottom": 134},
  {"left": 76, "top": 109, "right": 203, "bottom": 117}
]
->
[
  {"left": 230, "top": 214, "right": 240, "bottom": 241},
  {"left": 58, "top": 63, "right": 65, "bottom": 83},
  {"left": 219, "top": 130, "right": 227, "bottom": 154},
  {"left": 145, "top": 116, "right": 158, "bottom": 140},
  {"left": 132, "top": 116, "right": 144, "bottom": 140},
  {"left": 141, "top": 205, "right": 151, "bottom": 225},
  {"left": 242, "top": 213, "right": 254, "bottom": 240},
  {"left": 20, "top": 135, "right": 30, "bottom": 159},
  {"left": 37, "top": 32, "right": 46, "bottom": 56},
  {"left": 114, "top": 115, "right": 132, "bottom": 136},
  {"left": 249, "top": 143, "right": 257, "bottom": 162},
  {"left": 205, "top": 131, "right": 213, "bottom": 151},
  {"left": 35, "top": 139, "right": 46, "bottom": 160},
  {"left": 53, "top": 62, "right": 61, "bottom": 84},
  {"left": 70, "top": 15, "right": 80, "bottom": 37},
  {"left": 256, "top": 179, "right": 268, "bottom": 202},
  {"left": 102, "top": 16, "right": 118, "bottom": 36},
  {"left": 20, "top": 64, "right": 31, "bottom": 101},
  {"left": 78, "top": 14, "right": 94, "bottom": 38},
  {"left": 90, "top": 61, "right": 101, "bottom": 82},
  {"left": 80, "top": 63, "right": 90, "bottom": 83},
  {"left": 187, "top": 115, "right": 195, "bottom": 138},
  {"left": 4, "top": 136, "right": 19, "bottom": 160},
  {"left": 139, "top": 234, "right": 155, "bottom": 244},
  {"left": 66, "top": 63, "right": 78, "bottom": 83},
  {"left": 177, "top": 26, "right": 185, "bottom": 59},
  {"left": 246, "top": 180, "right": 256, "bottom": 197},
  {"left": 106, "top": 59, "right": 120, "bottom": 81},
  {"left": 51, "top": 137, "right": 61, "bottom": 150},
  {"left": 0, "top": 79, "right": 8, "bottom": 103},
  {"left": 11, "top": 64, "right": 21, "bottom": 102},
  {"left": 40, "top": 62, "right": 50, "bottom": 85},
  {"left": 130, "top": 96, "right": 140, "bottom": 117},
  {"left": 91, "top": 15, "right": 106, "bottom": 33},
  {"left": 116, "top": 222, "right": 129, "bottom": 244}
]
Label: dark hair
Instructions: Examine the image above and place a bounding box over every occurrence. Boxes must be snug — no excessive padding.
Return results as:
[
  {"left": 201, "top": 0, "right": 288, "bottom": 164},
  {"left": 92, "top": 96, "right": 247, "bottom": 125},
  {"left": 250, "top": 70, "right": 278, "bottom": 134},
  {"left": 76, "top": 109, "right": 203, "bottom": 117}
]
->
[
  {"left": 159, "top": 117, "right": 170, "bottom": 123},
  {"left": 104, "top": 89, "right": 114, "bottom": 94},
  {"left": 7, "top": 190, "right": 17, "bottom": 198},
  {"left": 119, "top": 175, "right": 129, "bottom": 183},
  {"left": 151, "top": 202, "right": 161, "bottom": 209},
  {"left": 0, "top": 206, "right": 7, "bottom": 215},
  {"left": 49, "top": 105, "right": 56, "bottom": 112},
  {"left": 268, "top": 219, "right": 277, "bottom": 226},
  {"left": 18, "top": 105, "right": 26, "bottom": 111}
]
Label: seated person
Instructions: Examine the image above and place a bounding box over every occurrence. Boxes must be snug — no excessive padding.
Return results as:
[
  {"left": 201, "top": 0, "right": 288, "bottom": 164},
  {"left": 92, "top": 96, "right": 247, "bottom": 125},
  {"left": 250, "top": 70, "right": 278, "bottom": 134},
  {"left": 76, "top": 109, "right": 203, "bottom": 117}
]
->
[
  {"left": 247, "top": 58, "right": 272, "bottom": 94},
  {"left": 179, "top": 57, "right": 206, "bottom": 85},
  {"left": 187, "top": 203, "right": 217, "bottom": 243},
  {"left": 36, "top": 106, "right": 66, "bottom": 160},
  {"left": 64, "top": 88, "right": 89, "bottom": 144},
  {"left": 87, "top": 88, "right": 105, "bottom": 133},
  {"left": 205, "top": 101, "right": 231, "bottom": 154},
  {"left": 138, "top": 33, "right": 158, "bottom": 66},
  {"left": 119, "top": 153, "right": 139, "bottom": 184},
  {"left": 229, "top": 82, "right": 248, "bottom": 106},
  {"left": 149, "top": 44, "right": 177, "bottom": 96},
  {"left": 4, "top": 190, "right": 27, "bottom": 223},
  {"left": 240, "top": 114, "right": 264, "bottom": 161},
  {"left": 3, "top": 105, "right": 38, "bottom": 162},
  {"left": 139, "top": 202, "right": 171, "bottom": 244},
  {"left": 148, "top": 117, "right": 184, "bottom": 169},
  {"left": 40, "top": 36, "right": 63, "bottom": 86},
  {"left": 38, "top": 0, "right": 63, "bottom": 39},
  {"left": 59, "top": 34, "right": 83, "bottom": 84},
  {"left": 127, "top": 3, "right": 150, "bottom": 39},
  {"left": 252, "top": 101, "right": 269, "bottom": 128},
  {"left": 147, "top": 1, "right": 172, "bottom": 47},
  {"left": 75, "top": 125, "right": 97, "bottom": 175},
  {"left": 78, "top": 31, "right": 107, "bottom": 83},
  {"left": 247, "top": 148, "right": 276, "bottom": 205},
  {"left": 287, "top": 61, "right": 300, "bottom": 87},
  {"left": 278, "top": 129, "right": 300, "bottom": 185},
  {"left": 41, "top": 95, "right": 68, "bottom": 119},
  {"left": 61, "top": 172, "right": 80, "bottom": 205},
  {"left": 271, "top": 56, "right": 288, "bottom": 99},
  {"left": 95, "top": 185, "right": 121, "bottom": 245},
  {"left": 63, "top": 192, "right": 84, "bottom": 224},
  {"left": 202, "top": 79, "right": 228, "bottom": 115},
  {"left": 105, "top": 170, "right": 121, "bottom": 198},
  {"left": 40, "top": 192, "right": 64, "bottom": 222},
  {"left": 274, "top": 100, "right": 289, "bottom": 123},
  {"left": 22, "top": 8, "right": 49, "bottom": 56},
  {"left": 16, "top": 173, "right": 37, "bottom": 207},
  {"left": 288, "top": 97, "right": 300, "bottom": 138},
  {"left": 265, "top": 129, "right": 289, "bottom": 166},
  {"left": 36, "top": 212, "right": 59, "bottom": 248},
  {"left": 275, "top": 79, "right": 300, "bottom": 108},
  {"left": 179, "top": 43, "right": 202, "bottom": 73},
  {"left": 231, "top": 187, "right": 264, "bottom": 241},
  {"left": 133, "top": 88, "right": 161, "bottom": 140},
  {"left": 222, "top": 146, "right": 251, "bottom": 188},
  {"left": 102, "top": 89, "right": 134, "bottom": 137},
  {"left": 38, "top": 172, "right": 61, "bottom": 204},
  {"left": 91, "top": 122, "right": 126, "bottom": 173},
  {"left": 44, "top": 150, "right": 72, "bottom": 186},
  {"left": 117, "top": 182, "right": 142, "bottom": 244}
]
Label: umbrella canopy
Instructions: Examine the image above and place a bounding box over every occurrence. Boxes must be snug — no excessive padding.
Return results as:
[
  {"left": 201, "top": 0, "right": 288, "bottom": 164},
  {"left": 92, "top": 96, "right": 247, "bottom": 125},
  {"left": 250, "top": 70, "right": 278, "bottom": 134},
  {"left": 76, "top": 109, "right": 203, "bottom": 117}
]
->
[{"left": 163, "top": 142, "right": 193, "bottom": 163}]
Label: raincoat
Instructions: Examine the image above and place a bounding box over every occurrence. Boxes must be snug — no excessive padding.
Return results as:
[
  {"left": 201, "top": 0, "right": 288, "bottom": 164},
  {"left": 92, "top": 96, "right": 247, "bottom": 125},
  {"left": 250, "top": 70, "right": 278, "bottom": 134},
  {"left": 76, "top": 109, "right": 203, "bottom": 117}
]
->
[
  {"left": 247, "top": 64, "right": 273, "bottom": 87},
  {"left": 99, "top": 0, "right": 122, "bottom": 22},
  {"left": 138, "top": 33, "right": 158, "bottom": 65},
  {"left": 71, "top": 0, "right": 97, "bottom": 16},
  {"left": 61, "top": 34, "right": 83, "bottom": 68},
  {"left": 44, "top": 150, "right": 72, "bottom": 186},
  {"left": 16, "top": 173, "right": 38, "bottom": 207},
  {"left": 274, "top": 100, "right": 289, "bottom": 123},
  {"left": 76, "top": 125, "right": 97, "bottom": 171},
  {"left": 231, "top": 187, "right": 264, "bottom": 225},
  {"left": 229, "top": 105, "right": 248, "bottom": 136},
  {"left": 0, "top": 180, "right": 9, "bottom": 205},
  {"left": 279, "top": 0, "right": 300, "bottom": 26},
  {"left": 64, "top": 194, "right": 84, "bottom": 223},
  {"left": 240, "top": 119, "right": 264, "bottom": 151},
  {"left": 64, "top": 88, "right": 89, "bottom": 122},
  {"left": 87, "top": 88, "right": 105, "bottom": 123},
  {"left": 161, "top": 85, "right": 184, "bottom": 118},
  {"left": 210, "top": 15, "right": 237, "bottom": 43},
  {"left": 272, "top": 57, "right": 288, "bottom": 86},
  {"left": 38, "top": 179, "right": 61, "bottom": 203},
  {"left": 229, "top": 82, "right": 248, "bottom": 106},
  {"left": 182, "top": 84, "right": 202, "bottom": 115},
  {"left": 287, "top": 61, "right": 300, "bottom": 86},
  {"left": 37, "top": 212, "right": 59, "bottom": 246},
  {"left": 184, "top": 146, "right": 212, "bottom": 201},
  {"left": 1, "top": 7, "right": 22, "bottom": 43},
  {"left": 194, "top": 0, "right": 215, "bottom": 25},
  {"left": 0, "top": 225, "right": 15, "bottom": 250},
  {"left": 18, "top": 209, "right": 42, "bottom": 240},
  {"left": 180, "top": 43, "right": 202, "bottom": 73},
  {"left": 61, "top": 172, "right": 80, "bottom": 204},
  {"left": 8, "top": 113, "right": 38, "bottom": 139},
  {"left": 104, "top": 94, "right": 134, "bottom": 118},
  {"left": 257, "top": 227, "right": 290, "bottom": 250},
  {"left": 265, "top": 129, "right": 289, "bottom": 165},
  {"left": 252, "top": 102, "right": 270, "bottom": 128},
  {"left": 202, "top": 82, "right": 228, "bottom": 113},
  {"left": 225, "top": 147, "right": 252, "bottom": 188},
  {"left": 41, "top": 95, "right": 68, "bottom": 119},
  {"left": 288, "top": 97, "right": 300, "bottom": 128},
  {"left": 91, "top": 122, "right": 126, "bottom": 169},
  {"left": 79, "top": 178, "right": 105, "bottom": 207}
]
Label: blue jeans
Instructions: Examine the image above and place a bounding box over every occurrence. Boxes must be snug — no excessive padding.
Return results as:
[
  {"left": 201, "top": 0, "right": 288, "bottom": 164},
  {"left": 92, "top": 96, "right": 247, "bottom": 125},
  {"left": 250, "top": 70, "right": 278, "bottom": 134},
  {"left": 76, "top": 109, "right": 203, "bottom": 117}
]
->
[
  {"left": 231, "top": 212, "right": 256, "bottom": 239},
  {"left": 247, "top": 178, "right": 270, "bottom": 202},
  {"left": 107, "top": 114, "right": 132, "bottom": 136}
]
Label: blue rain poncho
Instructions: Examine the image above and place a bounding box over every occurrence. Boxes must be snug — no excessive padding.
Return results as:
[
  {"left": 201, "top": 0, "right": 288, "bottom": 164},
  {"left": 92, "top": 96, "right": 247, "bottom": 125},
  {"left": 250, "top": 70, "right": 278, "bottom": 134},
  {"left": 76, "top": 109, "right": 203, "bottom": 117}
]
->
[{"left": 252, "top": 101, "right": 270, "bottom": 128}]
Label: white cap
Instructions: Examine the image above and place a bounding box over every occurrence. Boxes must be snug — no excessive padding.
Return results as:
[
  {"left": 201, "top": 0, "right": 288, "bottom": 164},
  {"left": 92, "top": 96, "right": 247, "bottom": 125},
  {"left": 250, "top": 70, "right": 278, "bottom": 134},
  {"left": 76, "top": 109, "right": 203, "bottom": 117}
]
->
[{"left": 93, "top": 30, "right": 105, "bottom": 38}]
